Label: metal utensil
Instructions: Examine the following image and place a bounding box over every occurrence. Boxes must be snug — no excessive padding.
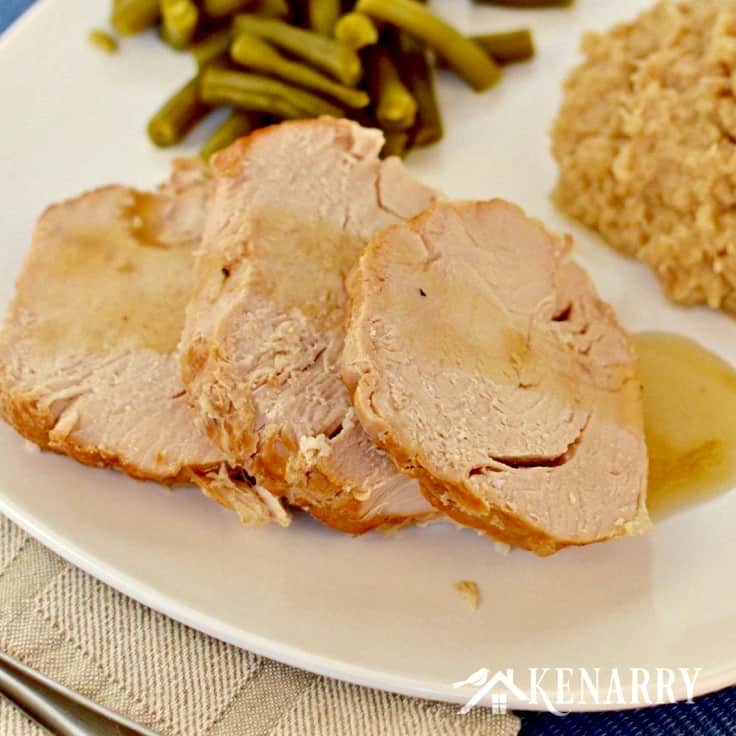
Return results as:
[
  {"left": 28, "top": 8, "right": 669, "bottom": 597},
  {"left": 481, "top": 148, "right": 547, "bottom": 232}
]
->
[{"left": 0, "top": 652, "right": 160, "bottom": 736}]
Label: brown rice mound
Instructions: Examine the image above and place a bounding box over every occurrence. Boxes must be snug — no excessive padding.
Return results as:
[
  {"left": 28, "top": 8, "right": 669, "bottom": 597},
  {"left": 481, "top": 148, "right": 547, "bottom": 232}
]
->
[{"left": 552, "top": 0, "right": 736, "bottom": 314}]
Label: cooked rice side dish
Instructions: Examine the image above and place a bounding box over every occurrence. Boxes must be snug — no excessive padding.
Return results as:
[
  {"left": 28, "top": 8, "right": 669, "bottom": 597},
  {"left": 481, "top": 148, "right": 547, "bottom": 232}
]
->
[{"left": 552, "top": 0, "right": 736, "bottom": 314}]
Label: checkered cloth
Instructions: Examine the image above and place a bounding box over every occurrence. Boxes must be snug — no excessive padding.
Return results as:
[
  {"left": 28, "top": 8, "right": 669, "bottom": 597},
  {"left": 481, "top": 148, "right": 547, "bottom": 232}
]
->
[{"left": 0, "top": 515, "right": 519, "bottom": 736}]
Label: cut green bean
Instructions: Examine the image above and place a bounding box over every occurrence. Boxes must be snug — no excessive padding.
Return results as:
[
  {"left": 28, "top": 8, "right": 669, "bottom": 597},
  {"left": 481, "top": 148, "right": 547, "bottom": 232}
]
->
[
  {"left": 334, "top": 12, "right": 378, "bottom": 50},
  {"left": 381, "top": 131, "right": 410, "bottom": 159},
  {"left": 365, "top": 44, "right": 417, "bottom": 131},
  {"left": 200, "top": 110, "right": 259, "bottom": 160},
  {"left": 88, "top": 28, "right": 118, "bottom": 53},
  {"left": 190, "top": 29, "right": 232, "bottom": 69},
  {"left": 398, "top": 34, "right": 442, "bottom": 146},
  {"left": 161, "top": 0, "right": 199, "bottom": 49},
  {"left": 200, "top": 67, "right": 345, "bottom": 118},
  {"left": 356, "top": 0, "right": 501, "bottom": 91},
  {"left": 111, "top": 0, "right": 539, "bottom": 156},
  {"left": 232, "top": 15, "right": 362, "bottom": 86},
  {"left": 472, "top": 30, "right": 534, "bottom": 64},
  {"left": 231, "top": 32, "right": 369, "bottom": 108},
  {"left": 472, "top": 0, "right": 572, "bottom": 6},
  {"left": 111, "top": 0, "right": 159, "bottom": 35},
  {"left": 436, "top": 30, "right": 535, "bottom": 67},
  {"left": 308, "top": 0, "right": 340, "bottom": 37},
  {"left": 203, "top": 0, "right": 256, "bottom": 18},
  {"left": 203, "top": 89, "right": 305, "bottom": 119},
  {"left": 147, "top": 76, "right": 211, "bottom": 147},
  {"left": 251, "top": 0, "right": 290, "bottom": 18}
]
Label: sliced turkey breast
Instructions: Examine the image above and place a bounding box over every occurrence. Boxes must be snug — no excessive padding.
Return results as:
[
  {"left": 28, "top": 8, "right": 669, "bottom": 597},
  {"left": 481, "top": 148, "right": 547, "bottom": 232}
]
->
[
  {"left": 343, "top": 199, "right": 650, "bottom": 555},
  {"left": 0, "top": 160, "right": 289, "bottom": 527},
  {"left": 179, "top": 118, "right": 439, "bottom": 532}
]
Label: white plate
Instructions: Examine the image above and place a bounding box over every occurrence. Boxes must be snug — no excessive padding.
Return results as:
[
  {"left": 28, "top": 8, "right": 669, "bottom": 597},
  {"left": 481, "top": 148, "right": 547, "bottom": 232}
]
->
[{"left": 1, "top": 0, "right": 735, "bottom": 713}]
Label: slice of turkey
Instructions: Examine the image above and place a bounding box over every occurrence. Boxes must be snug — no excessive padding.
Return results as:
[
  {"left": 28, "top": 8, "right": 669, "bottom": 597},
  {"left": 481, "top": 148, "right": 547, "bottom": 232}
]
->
[
  {"left": 0, "top": 160, "right": 288, "bottom": 527},
  {"left": 343, "top": 199, "right": 650, "bottom": 555},
  {"left": 180, "top": 119, "right": 439, "bottom": 533}
]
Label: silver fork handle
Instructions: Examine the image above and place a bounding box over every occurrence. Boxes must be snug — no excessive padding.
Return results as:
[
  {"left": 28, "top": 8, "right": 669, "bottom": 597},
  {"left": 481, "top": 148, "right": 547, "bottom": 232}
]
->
[{"left": 0, "top": 652, "right": 159, "bottom": 736}]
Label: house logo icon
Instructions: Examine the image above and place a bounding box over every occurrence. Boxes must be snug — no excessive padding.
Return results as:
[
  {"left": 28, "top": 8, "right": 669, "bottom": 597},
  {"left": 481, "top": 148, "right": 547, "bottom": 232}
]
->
[{"left": 452, "top": 668, "right": 530, "bottom": 715}]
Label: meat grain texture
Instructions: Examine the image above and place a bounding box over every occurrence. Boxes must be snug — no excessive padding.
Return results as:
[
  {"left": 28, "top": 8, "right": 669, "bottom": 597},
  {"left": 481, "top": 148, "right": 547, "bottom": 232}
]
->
[
  {"left": 0, "top": 161, "right": 288, "bottom": 527},
  {"left": 180, "top": 118, "right": 440, "bottom": 533},
  {"left": 343, "top": 200, "right": 650, "bottom": 555},
  {"left": 552, "top": 0, "right": 736, "bottom": 314}
]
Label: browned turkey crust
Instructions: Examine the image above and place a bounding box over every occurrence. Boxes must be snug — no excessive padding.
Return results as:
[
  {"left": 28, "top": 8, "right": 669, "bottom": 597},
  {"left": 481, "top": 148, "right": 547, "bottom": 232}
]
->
[{"left": 343, "top": 199, "right": 650, "bottom": 555}]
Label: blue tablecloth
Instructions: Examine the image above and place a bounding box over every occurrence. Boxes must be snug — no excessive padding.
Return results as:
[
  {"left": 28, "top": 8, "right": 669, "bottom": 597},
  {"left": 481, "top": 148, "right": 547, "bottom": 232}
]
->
[{"left": 2, "top": 2, "right": 735, "bottom": 734}]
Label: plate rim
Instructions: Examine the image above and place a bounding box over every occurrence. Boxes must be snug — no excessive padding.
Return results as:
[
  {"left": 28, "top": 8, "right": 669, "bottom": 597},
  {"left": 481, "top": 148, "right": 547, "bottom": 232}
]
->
[{"left": 2, "top": 492, "right": 734, "bottom": 714}]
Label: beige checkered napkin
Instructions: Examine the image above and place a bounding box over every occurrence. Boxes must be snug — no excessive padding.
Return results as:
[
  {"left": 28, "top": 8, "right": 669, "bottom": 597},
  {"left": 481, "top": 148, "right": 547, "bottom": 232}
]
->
[
  {"left": 0, "top": 516, "right": 520, "bottom": 736},
  {"left": 1, "top": 696, "right": 49, "bottom": 736}
]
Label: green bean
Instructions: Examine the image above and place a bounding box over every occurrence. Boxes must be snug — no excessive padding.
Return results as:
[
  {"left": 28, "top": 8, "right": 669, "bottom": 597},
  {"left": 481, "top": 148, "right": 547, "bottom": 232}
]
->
[
  {"left": 147, "top": 76, "right": 211, "bottom": 147},
  {"left": 88, "top": 28, "right": 118, "bottom": 53},
  {"left": 203, "top": 89, "right": 305, "bottom": 119},
  {"left": 231, "top": 32, "right": 369, "bottom": 108},
  {"left": 472, "top": 0, "right": 572, "bottom": 6},
  {"left": 381, "top": 131, "right": 410, "bottom": 159},
  {"left": 200, "top": 67, "right": 345, "bottom": 118},
  {"left": 364, "top": 44, "right": 417, "bottom": 131},
  {"left": 203, "top": 0, "right": 256, "bottom": 18},
  {"left": 397, "top": 34, "right": 442, "bottom": 146},
  {"left": 355, "top": 0, "right": 501, "bottom": 91},
  {"left": 308, "top": 0, "right": 340, "bottom": 37},
  {"left": 111, "top": 0, "right": 159, "bottom": 35},
  {"left": 473, "top": 30, "right": 534, "bottom": 64},
  {"left": 190, "top": 29, "right": 232, "bottom": 69},
  {"left": 334, "top": 13, "right": 378, "bottom": 50},
  {"left": 436, "top": 30, "right": 535, "bottom": 67},
  {"left": 161, "top": 0, "right": 199, "bottom": 49},
  {"left": 232, "top": 15, "right": 362, "bottom": 86},
  {"left": 200, "top": 110, "right": 259, "bottom": 160},
  {"left": 251, "top": 0, "right": 290, "bottom": 18}
]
